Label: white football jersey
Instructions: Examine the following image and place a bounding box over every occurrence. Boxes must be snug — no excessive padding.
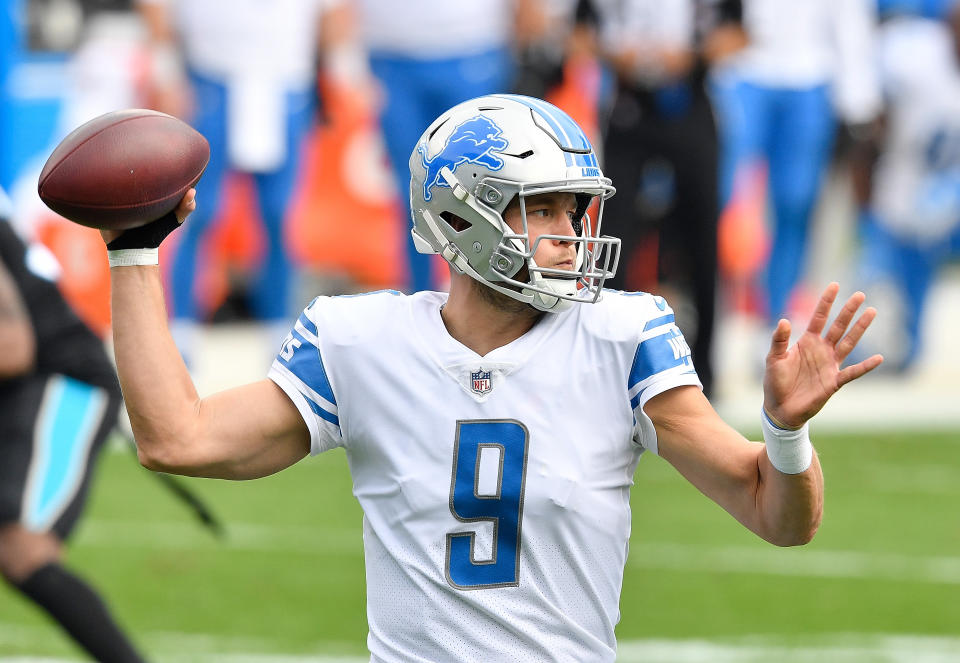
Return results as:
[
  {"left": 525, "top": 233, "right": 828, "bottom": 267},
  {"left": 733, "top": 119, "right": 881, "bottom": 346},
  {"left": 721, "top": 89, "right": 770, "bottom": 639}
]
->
[{"left": 268, "top": 289, "right": 701, "bottom": 662}]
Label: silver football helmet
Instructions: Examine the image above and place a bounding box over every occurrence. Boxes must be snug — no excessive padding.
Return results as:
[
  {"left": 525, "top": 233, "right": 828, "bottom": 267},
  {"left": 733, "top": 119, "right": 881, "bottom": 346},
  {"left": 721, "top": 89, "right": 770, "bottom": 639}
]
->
[{"left": 409, "top": 94, "right": 620, "bottom": 312}]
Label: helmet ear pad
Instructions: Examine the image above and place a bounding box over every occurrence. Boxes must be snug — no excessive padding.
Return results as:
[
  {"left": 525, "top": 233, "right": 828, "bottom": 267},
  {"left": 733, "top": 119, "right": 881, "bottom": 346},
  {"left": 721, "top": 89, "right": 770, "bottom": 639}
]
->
[{"left": 440, "top": 211, "right": 472, "bottom": 233}]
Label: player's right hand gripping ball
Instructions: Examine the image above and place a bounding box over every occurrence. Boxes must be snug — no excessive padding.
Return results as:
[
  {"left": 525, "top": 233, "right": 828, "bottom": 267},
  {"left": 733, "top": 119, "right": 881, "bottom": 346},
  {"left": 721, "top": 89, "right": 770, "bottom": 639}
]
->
[{"left": 38, "top": 109, "right": 209, "bottom": 231}]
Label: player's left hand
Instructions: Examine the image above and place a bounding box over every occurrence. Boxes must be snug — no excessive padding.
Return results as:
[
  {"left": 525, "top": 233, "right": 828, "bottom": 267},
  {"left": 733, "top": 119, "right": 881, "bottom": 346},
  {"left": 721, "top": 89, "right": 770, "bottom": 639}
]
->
[{"left": 762, "top": 282, "right": 884, "bottom": 429}]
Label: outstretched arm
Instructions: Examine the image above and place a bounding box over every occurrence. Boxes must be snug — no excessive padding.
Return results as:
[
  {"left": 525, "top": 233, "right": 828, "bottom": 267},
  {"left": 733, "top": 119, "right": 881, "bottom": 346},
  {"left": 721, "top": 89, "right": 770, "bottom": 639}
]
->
[
  {"left": 647, "top": 284, "right": 882, "bottom": 546},
  {"left": 104, "top": 193, "right": 310, "bottom": 480}
]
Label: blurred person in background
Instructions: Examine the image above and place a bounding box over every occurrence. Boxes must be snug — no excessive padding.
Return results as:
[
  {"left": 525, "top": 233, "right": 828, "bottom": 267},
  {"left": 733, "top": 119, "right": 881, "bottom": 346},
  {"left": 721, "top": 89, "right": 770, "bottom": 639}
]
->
[
  {"left": 0, "top": 188, "right": 145, "bottom": 662},
  {"left": 850, "top": 1, "right": 960, "bottom": 371},
  {"left": 580, "top": 0, "right": 745, "bottom": 397},
  {"left": 136, "top": 0, "right": 370, "bottom": 365},
  {"left": 709, "top": 0, "right": 882, "bottom": 328},
  {"left": 511, "top": 0, "right": 586, "bottom": 102},
  {"left": 510, "top": 0, "right": 606, "bottom": 154},
  {"left": 355, "top": 0, "right": 545, "bottom": 294},
  {"left": 5, "top": 0, "right": 145, "bottom": 224},
  {"left": 6, "top": 0, "right": 148, "bottom": 344}
]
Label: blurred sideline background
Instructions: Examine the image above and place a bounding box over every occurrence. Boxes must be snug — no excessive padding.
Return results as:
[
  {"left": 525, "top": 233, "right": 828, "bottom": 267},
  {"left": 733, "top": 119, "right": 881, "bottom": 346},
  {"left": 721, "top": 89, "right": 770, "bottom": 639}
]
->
[
  {"left": 4, "top": 2, "right": 959, "bottom": 428},
  {"left": 2, "top": 0, "right": 959, "bottom": 661}
]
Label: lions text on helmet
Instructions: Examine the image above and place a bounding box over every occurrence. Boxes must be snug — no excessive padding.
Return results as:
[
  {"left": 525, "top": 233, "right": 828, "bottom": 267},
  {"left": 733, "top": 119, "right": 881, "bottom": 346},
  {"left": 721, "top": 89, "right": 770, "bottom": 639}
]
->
[{"left": 409, "top": 94, "right": 621, "bottom": 312}]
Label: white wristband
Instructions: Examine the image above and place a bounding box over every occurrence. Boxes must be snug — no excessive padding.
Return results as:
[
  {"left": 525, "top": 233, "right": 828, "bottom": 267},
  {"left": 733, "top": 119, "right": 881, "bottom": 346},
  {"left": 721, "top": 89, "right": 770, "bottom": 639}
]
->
[
  {"left": 761, "top": 409, "right": 813, "bottom": 474},
  {"left": 108, "top": 248, "right": 159, "bottom": 267}
]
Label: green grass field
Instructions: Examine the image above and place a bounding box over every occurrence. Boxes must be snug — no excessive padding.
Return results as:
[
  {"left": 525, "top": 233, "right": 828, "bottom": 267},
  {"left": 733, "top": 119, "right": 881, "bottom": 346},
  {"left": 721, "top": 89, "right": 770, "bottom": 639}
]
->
[{"left": 2, "top": 430, "right": 958, "bottom": 661}]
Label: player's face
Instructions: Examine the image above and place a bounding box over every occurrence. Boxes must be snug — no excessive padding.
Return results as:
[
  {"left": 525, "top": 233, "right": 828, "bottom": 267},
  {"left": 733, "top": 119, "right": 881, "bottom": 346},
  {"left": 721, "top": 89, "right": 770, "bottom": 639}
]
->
[{"left": 503, "top": 192, "right": 579, "bottom": 272}]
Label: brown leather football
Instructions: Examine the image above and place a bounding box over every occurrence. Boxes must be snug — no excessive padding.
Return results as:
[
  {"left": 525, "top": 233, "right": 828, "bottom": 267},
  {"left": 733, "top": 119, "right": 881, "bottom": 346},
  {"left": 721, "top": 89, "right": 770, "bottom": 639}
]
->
[{"left": 38, "top": 109, "right": 209, "bottom": 230}]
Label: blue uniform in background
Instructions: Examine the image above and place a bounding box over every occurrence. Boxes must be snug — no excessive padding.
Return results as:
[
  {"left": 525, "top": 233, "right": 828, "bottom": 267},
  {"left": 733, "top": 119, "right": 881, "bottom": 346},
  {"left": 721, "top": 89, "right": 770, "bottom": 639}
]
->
[
  {"left": 857, "top": 13, "right": 960, "bottom": 369},
  {"left": 357, "top": 0, "right": 516, "bottom": 292},
  {"left": 710, "top": 0, "right": 882, "bottom": 322},
  {"left": 172, "top": 70, "right": 314, "bottom": 323},
  {"left": 137, "top": 0, "right": 332, "bottom": 336}
]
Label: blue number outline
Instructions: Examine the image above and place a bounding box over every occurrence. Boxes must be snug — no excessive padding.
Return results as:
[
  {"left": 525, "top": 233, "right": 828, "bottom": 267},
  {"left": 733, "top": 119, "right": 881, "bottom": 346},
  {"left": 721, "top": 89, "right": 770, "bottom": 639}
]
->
[{"left": 444, "top": 419, "right": 529, "bottom": 590}]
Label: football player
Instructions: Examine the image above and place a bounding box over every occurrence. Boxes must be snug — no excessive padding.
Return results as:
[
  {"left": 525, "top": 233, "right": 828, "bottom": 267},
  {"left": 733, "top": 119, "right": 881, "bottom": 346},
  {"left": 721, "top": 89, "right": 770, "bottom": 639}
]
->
[
  {"left": 0, "top": 188, "right": 145, "bottom": 662},
  {"left": 103, "top": 95, "right": 882, "bottom": 661}
]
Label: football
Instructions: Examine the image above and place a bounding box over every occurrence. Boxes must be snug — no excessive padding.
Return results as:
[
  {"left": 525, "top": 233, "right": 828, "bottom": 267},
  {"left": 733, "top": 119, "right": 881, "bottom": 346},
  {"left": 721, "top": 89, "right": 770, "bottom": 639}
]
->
[{"left": 38, "top": 109, "right": 209, "bottom": 230}]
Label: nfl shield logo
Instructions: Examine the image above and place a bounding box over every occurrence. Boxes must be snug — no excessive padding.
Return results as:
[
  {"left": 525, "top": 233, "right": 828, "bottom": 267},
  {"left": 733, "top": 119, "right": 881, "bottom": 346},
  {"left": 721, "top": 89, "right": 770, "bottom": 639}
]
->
[{"left": 471, "top": 369, "right": 492, "bottom": 395}]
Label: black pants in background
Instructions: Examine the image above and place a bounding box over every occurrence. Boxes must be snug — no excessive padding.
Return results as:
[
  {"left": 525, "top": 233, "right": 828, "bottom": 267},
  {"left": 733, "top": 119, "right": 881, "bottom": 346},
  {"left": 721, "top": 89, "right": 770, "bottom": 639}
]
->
[{"left": 601, "top": 82, "right": 719, "bottom": 396}]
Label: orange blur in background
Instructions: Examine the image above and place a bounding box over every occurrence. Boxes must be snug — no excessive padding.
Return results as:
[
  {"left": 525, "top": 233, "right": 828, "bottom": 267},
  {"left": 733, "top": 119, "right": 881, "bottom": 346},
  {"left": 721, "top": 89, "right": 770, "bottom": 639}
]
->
[{"left": 32, "top": 61, "right": 760, "bottom": 337}]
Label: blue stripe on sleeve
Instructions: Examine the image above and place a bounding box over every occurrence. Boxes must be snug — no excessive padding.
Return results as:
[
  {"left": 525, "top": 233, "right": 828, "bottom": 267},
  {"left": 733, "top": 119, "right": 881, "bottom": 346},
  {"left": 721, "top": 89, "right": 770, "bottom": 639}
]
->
[
  {"left": 643, "top": 314, "right": 675, "bottom": 332},
  {"left": 283, "top": 333, "right": 337, "bottom": 406},
  {"left": 297, "top": 311, "right": 318, "bottom": 338},
  {"left": 628, "top": 329, "right": 691, "bottom": 389},
  {"left": 305, "top": 396, "right": 339, "bottom": 426},
  {"left": 629, "top": 368, "right": 699, "bottom": 411}
]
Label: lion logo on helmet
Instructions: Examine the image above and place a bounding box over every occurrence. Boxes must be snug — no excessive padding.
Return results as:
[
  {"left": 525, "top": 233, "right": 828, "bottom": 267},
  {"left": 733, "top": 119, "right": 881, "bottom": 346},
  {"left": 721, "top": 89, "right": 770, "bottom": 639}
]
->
[{"left": 418, "top": 115, "right": 509, "bottom": 202}]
